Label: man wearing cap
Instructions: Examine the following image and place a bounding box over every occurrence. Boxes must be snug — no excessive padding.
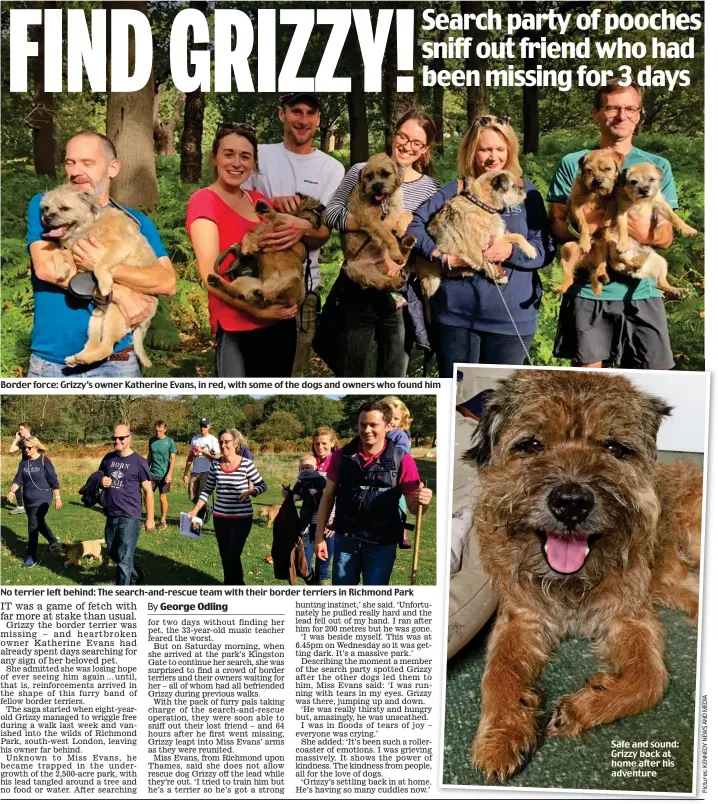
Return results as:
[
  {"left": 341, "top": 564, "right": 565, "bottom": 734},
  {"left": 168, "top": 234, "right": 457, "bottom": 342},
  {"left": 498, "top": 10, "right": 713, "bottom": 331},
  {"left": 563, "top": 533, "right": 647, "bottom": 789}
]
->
[
  {"left": 244, "top": 93, "right": 345, "bottom": 376},
  {"left": 99, "top": 424, "right": 154, "bottom": 585},
  {"left": 183, "top": 418, "right": 220, "bottom": 520},
  {"left": 26, "top": 129, "right": 176, "bottom": 378}
]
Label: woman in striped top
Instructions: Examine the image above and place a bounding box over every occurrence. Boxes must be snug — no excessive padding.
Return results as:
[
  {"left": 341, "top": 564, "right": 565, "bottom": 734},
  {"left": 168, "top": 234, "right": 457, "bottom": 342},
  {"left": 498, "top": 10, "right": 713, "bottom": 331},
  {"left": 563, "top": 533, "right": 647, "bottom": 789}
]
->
[
  {"left": 322, "top": 110, "right": 440, "bottom": 378},
  {"left": 188, "top": 429, "right": 266, "bottom": 585}
]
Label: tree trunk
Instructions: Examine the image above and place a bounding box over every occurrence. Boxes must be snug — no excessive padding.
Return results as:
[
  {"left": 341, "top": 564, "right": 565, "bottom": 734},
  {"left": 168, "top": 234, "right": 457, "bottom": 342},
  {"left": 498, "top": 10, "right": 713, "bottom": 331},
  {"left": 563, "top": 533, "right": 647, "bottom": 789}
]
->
[
  {"left": 180, "top": 0, "right": 208, "bottom": 182},
  {"left": 462, "top": 1, "right": 489, "bottom": 126},
  {"left": 348, "top": 87, "right": 369, "bottom": 164},
  {"left": 31, "top": 1, "right": 58, "bottom": 177},
  {"left": 432, "top": 53, "right": 445, "bottom": 156},
  {"left": 153, "top": 86, "right": 185, "bottom": 156},
  {"left": 106, "top": 1, "right": 159, "bottom": 209}
]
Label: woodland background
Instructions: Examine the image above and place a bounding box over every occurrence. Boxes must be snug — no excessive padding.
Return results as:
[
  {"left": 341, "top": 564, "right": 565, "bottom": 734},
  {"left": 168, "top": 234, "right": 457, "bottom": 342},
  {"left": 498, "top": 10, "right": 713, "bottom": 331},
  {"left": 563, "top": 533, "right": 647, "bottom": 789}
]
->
[{"left": 0, "top": 1, "right": 705, "bottom": 375}]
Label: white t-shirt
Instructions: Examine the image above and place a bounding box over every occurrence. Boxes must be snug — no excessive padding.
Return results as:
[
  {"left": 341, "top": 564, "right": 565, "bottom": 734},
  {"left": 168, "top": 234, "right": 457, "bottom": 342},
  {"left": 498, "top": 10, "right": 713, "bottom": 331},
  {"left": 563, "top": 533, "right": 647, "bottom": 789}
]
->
[
  {"left": 245, "top": 143, "right": 345, "bottom": 289},
  {"left": 189, "top": 434, "right": 220, "bottom": 473}
]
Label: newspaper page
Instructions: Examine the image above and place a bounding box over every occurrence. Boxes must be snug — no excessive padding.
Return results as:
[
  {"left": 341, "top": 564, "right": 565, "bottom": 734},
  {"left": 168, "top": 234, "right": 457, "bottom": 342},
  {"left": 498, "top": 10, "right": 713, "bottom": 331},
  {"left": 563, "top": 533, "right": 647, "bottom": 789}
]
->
[{"left": 0, "top": 0, "right": 713, "bottom": 800}]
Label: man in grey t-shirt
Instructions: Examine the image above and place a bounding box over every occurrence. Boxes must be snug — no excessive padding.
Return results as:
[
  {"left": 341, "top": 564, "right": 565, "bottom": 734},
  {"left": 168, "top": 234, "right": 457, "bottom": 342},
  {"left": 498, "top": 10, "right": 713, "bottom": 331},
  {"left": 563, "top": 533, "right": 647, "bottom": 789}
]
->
[{"left": 183, "top": 418, "right": 220, "bottom": 518}]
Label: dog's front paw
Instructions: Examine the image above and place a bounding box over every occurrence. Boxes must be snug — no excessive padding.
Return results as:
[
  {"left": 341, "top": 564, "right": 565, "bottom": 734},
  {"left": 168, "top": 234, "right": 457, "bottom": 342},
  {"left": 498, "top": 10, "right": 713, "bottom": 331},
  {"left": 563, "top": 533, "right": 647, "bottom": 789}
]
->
[
  {"left": 579, "top": 234, "right": 591, "bottom": 254},
  {"left": 547, "top": 679, "right": 609, "bottom": 738},
  {"left": 682, "top": 225, "right": 698, "bottom": 237},
  {"left": 207, "top": 274, "right": 222, "bottom": 288},
  {"left": 470, "top": 719, "right": 537, "bottom": 782},
  {"left": 524, "top": 244, "right": 538, "bottom": 260},
  {"left": 65, "top": 354, "right": 79, "bottom": 367}
]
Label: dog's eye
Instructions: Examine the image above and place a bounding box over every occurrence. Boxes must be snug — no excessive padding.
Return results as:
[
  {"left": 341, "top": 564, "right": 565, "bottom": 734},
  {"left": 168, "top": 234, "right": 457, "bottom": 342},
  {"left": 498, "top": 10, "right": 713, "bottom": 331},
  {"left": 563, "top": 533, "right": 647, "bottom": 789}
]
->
[
  {"left": 60, "top": 205, "right": 71, "bottom": 211},
  {"left": 379, "top": 169, "right": 390, "bottom": 178},
  {"left": 603, "top": 440, "right": 634, "bottom": 459},
  {"left": 512, "top": 437, "right": 544, "bottom": 455},
  {"left": 365, "top": 172, "right": 374, "bottom": 180}
]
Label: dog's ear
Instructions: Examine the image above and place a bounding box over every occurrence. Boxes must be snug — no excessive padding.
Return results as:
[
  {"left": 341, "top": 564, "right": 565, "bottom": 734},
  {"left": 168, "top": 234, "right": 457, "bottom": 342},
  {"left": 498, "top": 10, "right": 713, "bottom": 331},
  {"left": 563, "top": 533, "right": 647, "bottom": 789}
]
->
[
  {"left": 255, "top": 199, "right": 272, "bottom": 215},
  {"left": 652, "top": 165, "right": 664, "bottom": 183},
  {"left": 490, "top": 172, "right": 511, "bottom": 193},
  {"left": 578, "top": 155, "right": 586, "bottom": 172},
  {"left": 463, "top": 390, "right": 500, "bottom": 467},
  {"left": 77, "top": 192, "right": 102, "bottom": 218},
  {"left": 641, "top": 393, "right": 673, "bottom": 446},
  {"left": 612, "top": 151, "right": 626, "bottom": 170},
  {"left": 395, "top": 162, "right": 406, "bottom": 182},
  {"left": 616, "top": 168, "right": 628, "bottom": 188}
]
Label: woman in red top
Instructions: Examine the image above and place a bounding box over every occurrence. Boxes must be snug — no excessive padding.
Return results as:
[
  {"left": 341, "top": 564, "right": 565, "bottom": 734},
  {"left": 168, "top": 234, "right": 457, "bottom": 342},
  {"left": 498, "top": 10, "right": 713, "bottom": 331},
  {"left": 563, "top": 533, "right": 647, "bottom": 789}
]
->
[{"left": 187, "top": 124, "right": 298, "bottom": 377}]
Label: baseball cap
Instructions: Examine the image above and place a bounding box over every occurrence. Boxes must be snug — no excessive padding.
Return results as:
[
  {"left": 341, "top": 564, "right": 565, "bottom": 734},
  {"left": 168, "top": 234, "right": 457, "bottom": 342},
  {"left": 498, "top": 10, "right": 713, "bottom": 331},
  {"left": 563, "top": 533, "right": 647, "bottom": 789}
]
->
[
  {"left": 279, "top": 92, "right": 321, "bottom": 111},
  {"left": 199, "top": 418, "right": 210, "bottom": 427}
]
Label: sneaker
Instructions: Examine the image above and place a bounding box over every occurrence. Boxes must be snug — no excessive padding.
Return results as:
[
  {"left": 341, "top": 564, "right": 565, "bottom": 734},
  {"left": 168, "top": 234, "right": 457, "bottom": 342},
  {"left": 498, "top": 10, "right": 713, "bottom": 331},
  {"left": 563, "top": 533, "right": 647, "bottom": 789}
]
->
[
  {"left": 8, "top": 506, "right": 25, "bottom": 515},
  {"left": 158, "top": 521, "right": 168, "bottom": 531},
  {"left": 23, "top": 557, "right": 36, "bottom": 568}
]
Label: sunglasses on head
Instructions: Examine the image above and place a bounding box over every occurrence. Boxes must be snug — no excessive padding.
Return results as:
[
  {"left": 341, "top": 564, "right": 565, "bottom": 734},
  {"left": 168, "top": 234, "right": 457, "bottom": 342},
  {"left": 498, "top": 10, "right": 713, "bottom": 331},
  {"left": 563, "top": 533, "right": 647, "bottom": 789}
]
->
[
  {"left": 216, "top": 121, "right": 257, "bottom": 135},
  {"left": 473, "top": 114, "right": 512, "bottom": 129}
]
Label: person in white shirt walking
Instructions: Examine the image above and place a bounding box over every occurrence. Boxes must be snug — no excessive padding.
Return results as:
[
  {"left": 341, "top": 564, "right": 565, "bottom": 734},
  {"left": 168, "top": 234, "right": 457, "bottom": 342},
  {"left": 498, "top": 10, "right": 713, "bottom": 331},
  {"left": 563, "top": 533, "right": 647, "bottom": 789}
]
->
[{"left": 183, "top": 417, "right": 220, "bottom": 521}]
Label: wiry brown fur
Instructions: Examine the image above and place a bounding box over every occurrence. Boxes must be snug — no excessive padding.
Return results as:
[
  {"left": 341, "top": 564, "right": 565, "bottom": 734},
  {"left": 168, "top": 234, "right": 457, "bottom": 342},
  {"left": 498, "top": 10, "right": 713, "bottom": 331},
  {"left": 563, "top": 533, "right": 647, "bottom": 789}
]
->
[
  {"left": 40, "top": 185, "right": 159, "bottom": 367},
  {"left": 604, "top": 162, "right": 698, "bottom": 299},
  {"left": 341, "top": 154, "right": 415, "bottom": 291},
  {"left": 208, "top": 195, "right": 324, "bottom": 308},
  {"left": 464, "top": 370, "right": 701, "bottom": 782},
  {"left": 414, "top": 170, "right": 536, "bottom": 299},
  {"left": 62, "top": 538, "right": 105, "bottom": 567},
  {"left": 260, "top": 504, "right": 282, "bottom": 527},
  {"left": 554, "top": 149, "right": 623, "bottom": 296}
]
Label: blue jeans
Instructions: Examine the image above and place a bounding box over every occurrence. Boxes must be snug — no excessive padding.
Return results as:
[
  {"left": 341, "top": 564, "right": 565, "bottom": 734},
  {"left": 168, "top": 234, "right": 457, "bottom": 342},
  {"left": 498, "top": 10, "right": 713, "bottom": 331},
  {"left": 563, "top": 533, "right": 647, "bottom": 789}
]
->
[
  {"left": 436, "top": 325, "right": 534, "bottom": 377},
  {"left": 28, "top": 353, "right": 142, "bottom": 378},
  {"left": 332, "top": 534, "right": 397, "bottom": 586},
  {"left": 302, "top": 529, "right": 334, "bottom": 581},
  {"left": 104, "top": 517, "right": 142, "bottom": 586}
]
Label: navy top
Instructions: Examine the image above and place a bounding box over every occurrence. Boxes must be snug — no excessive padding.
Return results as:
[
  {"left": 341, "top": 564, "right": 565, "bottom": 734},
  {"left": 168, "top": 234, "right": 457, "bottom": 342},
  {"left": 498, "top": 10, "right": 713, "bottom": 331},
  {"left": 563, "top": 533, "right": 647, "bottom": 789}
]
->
[
  {"left": 99, "top": 451, "right": 151, "bottom": 520},
  {"left": 13, "top": 456, "right": 59, "bottom": 508},
  {"left": 407, "top": 179, "right": 555, "bottom": 336}
]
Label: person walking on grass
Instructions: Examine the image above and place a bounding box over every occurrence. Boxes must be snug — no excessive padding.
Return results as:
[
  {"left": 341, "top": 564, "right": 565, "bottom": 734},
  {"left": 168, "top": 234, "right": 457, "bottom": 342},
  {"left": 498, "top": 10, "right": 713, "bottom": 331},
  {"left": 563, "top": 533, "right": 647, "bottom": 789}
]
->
[
  {"left": 314, "top": 401, "right": 432, "bottom": 586},
  {"left": 8, "top": 437, "right": 62, "bottom": 568},
  {"left": 147, "top": 419, "right": 177, "bottom": 531},
  {"left": 183, "top": 418, "right": 220, "bottom": 522},
  {"left": 99, "top": 425, "right": 154, "bottom": 586},
  {"left": 7, "top": 422, "right": 46, "bottom": 515}
]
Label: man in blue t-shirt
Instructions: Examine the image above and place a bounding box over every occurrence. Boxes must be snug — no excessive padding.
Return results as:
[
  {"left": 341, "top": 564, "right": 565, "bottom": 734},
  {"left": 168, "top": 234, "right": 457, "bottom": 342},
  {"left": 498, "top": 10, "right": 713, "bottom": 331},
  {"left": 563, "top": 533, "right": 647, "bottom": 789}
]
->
[
  {"left": 548, "top": 80, "right": 685, "bottom": 370},
  {"left": 99, "top": 424, "right": 154, "bottom": 585},
  {"left": 27, "top": 130, "right": 176, "bottom": 377}
]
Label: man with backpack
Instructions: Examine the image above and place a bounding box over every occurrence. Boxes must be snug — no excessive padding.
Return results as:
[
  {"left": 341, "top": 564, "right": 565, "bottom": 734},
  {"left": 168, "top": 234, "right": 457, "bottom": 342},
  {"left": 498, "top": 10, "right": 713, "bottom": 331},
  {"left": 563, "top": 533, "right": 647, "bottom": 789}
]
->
[{"left": 314, "top": 400, "right": 432, "bottom": 585}]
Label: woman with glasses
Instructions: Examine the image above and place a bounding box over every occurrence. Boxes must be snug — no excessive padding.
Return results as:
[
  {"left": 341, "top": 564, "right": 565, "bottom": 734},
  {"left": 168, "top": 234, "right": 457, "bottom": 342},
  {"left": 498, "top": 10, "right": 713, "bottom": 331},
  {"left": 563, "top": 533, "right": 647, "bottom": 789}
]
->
[
  {"left": 7, "top": 437, "right": 62, "bottom": 568},
  {"left": 187, "top": 123, "right": 299, "bottom": 377},
  {"left": 408, "top": 116, "right": 556, "bottom": 376},
  {"left": 322, "top": 110, "right": 440, "bottom": 377},
  {"left": 187, "top": 429, "right": 267, "bottom": 585}
]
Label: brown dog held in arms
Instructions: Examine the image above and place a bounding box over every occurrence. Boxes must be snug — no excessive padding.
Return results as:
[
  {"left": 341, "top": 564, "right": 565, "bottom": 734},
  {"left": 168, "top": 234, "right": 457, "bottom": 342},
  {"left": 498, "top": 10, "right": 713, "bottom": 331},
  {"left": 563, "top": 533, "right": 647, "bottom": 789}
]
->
[
  {"left": 414, "top": 170, "right": 537, "bottom": 299},
  {"left": 208, "top": 195, "right": 325, "bottom": 308},
  {"left": 340, "top": 153, "right": 416, "bottom": 291},
  {"left": 554, "top": 148, "right": 624, "bottom": 296},
  {"left": 40, "top": 185, "right": 159, "bottom": 367},
  {"left": 465, "top": 370, "right": 701, "bottom": 782},
  {"left": 63, "top": 538, "right": 105, "bottom": 568},
  {"left": 604, "top": 162, "right": 699, "bottom": 299}
]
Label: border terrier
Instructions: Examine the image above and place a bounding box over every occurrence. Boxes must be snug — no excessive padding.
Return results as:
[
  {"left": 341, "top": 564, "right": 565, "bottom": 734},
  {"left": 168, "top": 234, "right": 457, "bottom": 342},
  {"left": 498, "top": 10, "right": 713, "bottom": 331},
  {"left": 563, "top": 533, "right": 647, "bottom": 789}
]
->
[
  {"left": 414, "top": 170, "right": 536, "bottom": 299},
  {"left": 341, "top": 153, "right": 416, "bottom": 291},
  {"left": 62, "top": 539, "right": 105, "bottom": 567},
  {"left": 260, "top": 503, "right": 282, "bottom": 527},
  {"left": 208, "top": 195, "right": 324, "bottom": 308},
  {"left": 463, "top": 370, "right": 701, "bottom": 782},
  {"left": 40, "top": 185, "right": 158, "bottom": 367},
  {"left": 554, "top": 149, "right": 623, "bottom": 295},
  {"left": 604, "top": 162, "right": 699, "bottom": 299}
]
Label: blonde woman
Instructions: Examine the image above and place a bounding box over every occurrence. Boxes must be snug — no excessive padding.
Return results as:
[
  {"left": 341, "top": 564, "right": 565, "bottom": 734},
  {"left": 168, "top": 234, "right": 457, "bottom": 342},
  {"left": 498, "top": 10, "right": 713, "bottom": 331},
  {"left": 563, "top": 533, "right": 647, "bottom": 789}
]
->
[
  {"left": 408, "top": 115, "right": 556, "bottom": 376},
  {"left": 8, "top": 437, "right": 62, "bottom": 568}
]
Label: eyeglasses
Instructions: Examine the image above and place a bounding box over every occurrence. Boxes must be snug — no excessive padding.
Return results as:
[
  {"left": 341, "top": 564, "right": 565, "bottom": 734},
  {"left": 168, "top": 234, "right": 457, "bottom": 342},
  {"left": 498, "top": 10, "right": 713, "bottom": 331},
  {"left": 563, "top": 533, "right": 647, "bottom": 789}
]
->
[
  {"left": 216, "top": 122, "right": 257, "bottom": 135},
  {"left": 473, "top": 115, "right": 512, "bottom": 129},
  {"left": 112, "top": 435, "right": 129, "bottom": 442},
  {"left": 394, "top": 131, "right": 428, "bottom": 152},
  {"left": 600, "top": 105, "right": 641, "bottom": 118}
]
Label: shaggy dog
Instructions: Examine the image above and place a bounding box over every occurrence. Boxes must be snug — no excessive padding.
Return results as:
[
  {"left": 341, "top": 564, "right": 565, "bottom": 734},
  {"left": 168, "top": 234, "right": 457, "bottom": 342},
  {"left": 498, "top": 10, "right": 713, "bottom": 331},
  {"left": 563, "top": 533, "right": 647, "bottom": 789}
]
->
[
  {"left": 208, "top": 195, "right": 325, "bottom": 308},
  {"left": 260, "top": 503, "right": 282, "bottom": 528},
  {"left": 553, "top": 148, "right": 623, "bottom": 295},
  {"left": 603, "top": 162, "right": 699, "bottom": 299},
  {"left": 63, "top": 538, "right": 105, "bottom": 568},
  {"left": 340, "top": 153, "right": 416, "bottom": 291},
  {"left": 464, "top": 370, "right": 701, "bottom": 782},
  {"left": 40, "top": 185, "right": 159, "bottom": 367},
  {"left": 414, "top": 170, "right": 536, "bottom": 299}
]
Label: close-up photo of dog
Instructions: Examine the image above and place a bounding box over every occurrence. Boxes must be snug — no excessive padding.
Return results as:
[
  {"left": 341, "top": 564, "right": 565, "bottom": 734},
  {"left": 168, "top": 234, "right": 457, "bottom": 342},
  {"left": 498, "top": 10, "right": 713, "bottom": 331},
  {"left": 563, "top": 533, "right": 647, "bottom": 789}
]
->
[
  {"left": 443, "top": 367, "right": 705, "bottom": 793},
  {"left": 415, "top": 170, "right": 537, "bottom": 299},
  {"left": 208, "top": 194, "right": 324, "bottom": 308},
  {"left": 39, "top": 184, "right": 159, "bottom": 367},
  {"left": 340, "top": 153, "right": 416, "bottom": 291}
]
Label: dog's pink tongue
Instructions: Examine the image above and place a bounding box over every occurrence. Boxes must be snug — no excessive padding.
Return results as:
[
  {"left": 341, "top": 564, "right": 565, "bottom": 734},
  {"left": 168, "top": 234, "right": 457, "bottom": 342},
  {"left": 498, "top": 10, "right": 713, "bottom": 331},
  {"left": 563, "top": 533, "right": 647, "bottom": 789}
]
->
[
  {"left": 43, "top": 225, "right": 69, "bottom": 239},
  {"left": 544, "top": 531, "right": 590, "bottom": 574}
]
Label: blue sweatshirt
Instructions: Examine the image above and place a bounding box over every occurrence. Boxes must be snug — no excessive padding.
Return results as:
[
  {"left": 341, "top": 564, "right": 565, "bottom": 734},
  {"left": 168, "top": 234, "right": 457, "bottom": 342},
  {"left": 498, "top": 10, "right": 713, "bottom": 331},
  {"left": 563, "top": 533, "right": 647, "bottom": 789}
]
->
[
  {"left": 407, "top": 179, "right": 555, "bottom": 336},
  {"left": 13, "top": 456, "right": 60, "bottom": 508}
]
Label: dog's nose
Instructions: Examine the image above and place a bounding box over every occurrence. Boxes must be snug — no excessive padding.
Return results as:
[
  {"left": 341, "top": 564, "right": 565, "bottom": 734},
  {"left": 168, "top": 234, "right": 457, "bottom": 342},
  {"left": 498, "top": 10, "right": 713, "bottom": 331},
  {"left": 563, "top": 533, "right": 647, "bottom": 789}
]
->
[
  {"left": 548, "top": 483, "right": 594, "bottom": 525},
  {"left": 638, "top": 188, "right": 650, "bottom": 196}
]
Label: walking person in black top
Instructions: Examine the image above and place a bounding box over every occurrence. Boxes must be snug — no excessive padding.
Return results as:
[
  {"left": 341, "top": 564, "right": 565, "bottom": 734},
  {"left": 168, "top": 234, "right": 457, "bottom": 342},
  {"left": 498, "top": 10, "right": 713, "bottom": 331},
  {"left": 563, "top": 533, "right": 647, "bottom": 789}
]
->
[{"left": 8, "top": 437, "right": 62, "bottom": 568}]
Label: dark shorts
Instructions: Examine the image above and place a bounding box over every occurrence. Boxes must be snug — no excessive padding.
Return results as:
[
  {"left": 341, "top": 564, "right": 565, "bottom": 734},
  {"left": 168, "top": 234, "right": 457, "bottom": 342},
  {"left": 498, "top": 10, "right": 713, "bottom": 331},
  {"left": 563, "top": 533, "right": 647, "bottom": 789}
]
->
[
  {"left": 553, "top": 295, "right": 674, "bottom": 369},
  {"left": 151, "top": 477, "right": 171, "bottom": 495}
]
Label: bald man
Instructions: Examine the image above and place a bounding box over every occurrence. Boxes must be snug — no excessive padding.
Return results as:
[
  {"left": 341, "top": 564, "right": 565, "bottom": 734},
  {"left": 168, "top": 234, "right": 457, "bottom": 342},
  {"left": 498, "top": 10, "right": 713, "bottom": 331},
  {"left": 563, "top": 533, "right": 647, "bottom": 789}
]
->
[{"left": 98, "top": 424, "right": 154, "bottom": 585}]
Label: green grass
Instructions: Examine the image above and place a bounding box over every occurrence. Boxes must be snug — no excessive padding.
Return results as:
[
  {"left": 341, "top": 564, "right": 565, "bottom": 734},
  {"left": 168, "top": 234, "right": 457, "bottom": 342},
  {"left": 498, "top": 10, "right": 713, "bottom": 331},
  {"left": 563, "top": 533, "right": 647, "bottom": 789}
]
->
[{"left": 0, "top": 453, "right": 436, "bottom": 587}]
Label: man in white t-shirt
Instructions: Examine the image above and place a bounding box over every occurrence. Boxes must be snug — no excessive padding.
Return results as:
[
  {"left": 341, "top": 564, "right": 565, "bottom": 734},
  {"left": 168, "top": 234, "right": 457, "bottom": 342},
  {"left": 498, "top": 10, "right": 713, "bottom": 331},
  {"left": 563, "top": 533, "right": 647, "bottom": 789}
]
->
[
  {"left": 183, "top": 418, "right": 220, "bottom": 518},
  {"left": 244, "top": 92, "right": 345, "bottom": 376}
]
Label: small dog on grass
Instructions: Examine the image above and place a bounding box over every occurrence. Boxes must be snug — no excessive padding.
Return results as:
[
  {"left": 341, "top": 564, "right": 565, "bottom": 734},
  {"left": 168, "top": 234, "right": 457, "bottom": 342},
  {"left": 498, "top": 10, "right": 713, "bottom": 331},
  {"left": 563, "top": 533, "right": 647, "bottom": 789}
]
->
[
  {"left": 62, "top": 539, "right": 105, "bottom": 568},
  {"left": 415, "top": 170, "right": 536, "bottom": 299},
  {"left": 40, "top": 184, "right": 159, "bottom": 367},
  {"left": 208, "top": 195, "right": 325, "bottom": 308},
  {"left": 465, "top": 370, "right": 702, "bottom": 782},
  {"left": 259, "top": 504, "right": 282, "bottom": 528},
  {"left": 341, "top": 153, "right": 416, "bottom": 291}
]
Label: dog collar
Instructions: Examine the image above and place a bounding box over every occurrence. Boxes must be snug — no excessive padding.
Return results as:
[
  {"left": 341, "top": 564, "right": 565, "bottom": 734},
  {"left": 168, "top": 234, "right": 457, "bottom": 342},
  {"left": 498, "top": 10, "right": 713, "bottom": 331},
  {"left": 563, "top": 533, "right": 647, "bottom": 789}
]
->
[{"left": 461, "top": 191, "right": 502, "bottom": 215}]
